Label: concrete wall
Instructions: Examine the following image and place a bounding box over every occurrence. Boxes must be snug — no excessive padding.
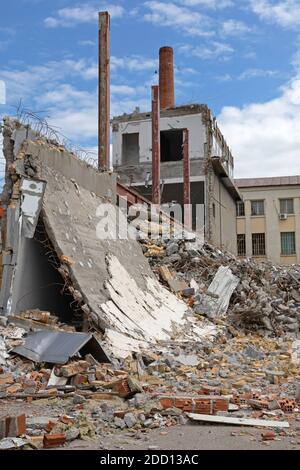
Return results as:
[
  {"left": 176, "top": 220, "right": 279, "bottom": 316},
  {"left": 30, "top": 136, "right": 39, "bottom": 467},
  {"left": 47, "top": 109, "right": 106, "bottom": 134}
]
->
[
  {"left": 237, "top": 185, "right": 300, "bottom": 264},
  {"left": 23, "top": 141, "right": 117, "bottom": 203},
  {"left": 210, "top": 173, "right": 237, "bottom": 255},
  {"left": 117, "top": 159, "right": 207, "bottom": 187},
  {"left": 113, "top": 113, "right": 206, "bottom": 168}
]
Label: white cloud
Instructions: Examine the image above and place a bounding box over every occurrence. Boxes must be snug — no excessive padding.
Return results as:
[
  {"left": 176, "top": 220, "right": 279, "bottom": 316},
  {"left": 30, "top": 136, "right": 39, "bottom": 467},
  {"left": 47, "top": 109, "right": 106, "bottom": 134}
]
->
[
  {"left": 218, "top": 70, "right": 300, "bottom": 177},
  {"left": 179, "top": 0, "right": 234, "bottom": 8},
  {"left": 250, "top": 0, "right": 300, "bottom": 28},
  {"left": 0, "top": 56, "right": 155, "bottom": 145},
  {"left": 111, "top": 55, "right": 157, "bottom": 73},
  {"left": 111, "top": 85, "right": 137, "bottom": 96},
  {"left": 78, "top": 40, "right": 96, "bottom": 47},
  {"left": 238, "top": 68, "right": 279, "bottom": 80},
  {"left": 143, "top": 1, "right": 214, "bottom": 37},
  {"left": 179, "top": 41, "right": 234, "bottom": 60},
  {"left": 44, "top": 3, "right": 124, "bottom": 28},
  {"left": 221, "top": 19, "right": 251, "bottom": 36},
  {"left": 82, "top": 55, "right": 157, "bottom": 80},
  {"left": 0, "top": 80, "right": 5, "bottom": 104}
]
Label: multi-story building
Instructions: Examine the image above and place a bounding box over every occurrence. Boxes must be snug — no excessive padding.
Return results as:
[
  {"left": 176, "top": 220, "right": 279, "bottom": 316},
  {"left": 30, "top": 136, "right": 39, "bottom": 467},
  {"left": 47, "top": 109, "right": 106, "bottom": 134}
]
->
[
  {"left": 112, "top": 47, "right": 241, "bottom": 254},
  {"left": 235, "top": 176, "right": 300, "bottom": 264}
]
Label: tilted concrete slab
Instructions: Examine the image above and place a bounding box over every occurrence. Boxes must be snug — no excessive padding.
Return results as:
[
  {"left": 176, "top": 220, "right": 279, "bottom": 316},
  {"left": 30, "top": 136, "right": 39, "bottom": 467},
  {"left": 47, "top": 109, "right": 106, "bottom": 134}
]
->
[{"left": 1, "top": 119, "right": 207, "bottom": 358}]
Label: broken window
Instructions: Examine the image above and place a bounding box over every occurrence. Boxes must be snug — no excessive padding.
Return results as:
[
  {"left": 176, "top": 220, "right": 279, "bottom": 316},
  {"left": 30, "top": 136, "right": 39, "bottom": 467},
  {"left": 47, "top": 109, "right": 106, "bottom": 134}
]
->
[
  {"left": 252, "top": 233, "right": 266, "bottom": 256},
  {"left": 280, "top": 199, "right": 294, "bottom": 215},
  {"left": 122, "top": 133, "right": 139, "bottom": 165},
  {"left": 251, "top": 200, "right": 264, "bottom": 216},
  {"left": 237, "top": 234, "right": 246, "bottom": 256},
  {"left": 160, "top": 130, "right": 183, "bottom": 162},
  {"left": 281, "top": 232, "right": 296, "bottom": 255},
  {"left": 236, "top": 201, "right": 245, "bottom": 217}
]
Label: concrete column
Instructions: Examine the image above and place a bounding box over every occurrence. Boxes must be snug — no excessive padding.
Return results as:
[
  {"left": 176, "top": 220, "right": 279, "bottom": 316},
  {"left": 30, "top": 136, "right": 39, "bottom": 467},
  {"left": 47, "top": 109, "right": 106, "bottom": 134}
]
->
[
  {"left": 295, "top": 197, "right": 300, "bottom": 263},
  {"left": 98, "top": 12, "right": 110, "bottom": 171},
  {"left": 265, "top": 196, "right": 280, "bottom": 263},
  {"left": 151, "top": 85, "right": 160, "bottom": 205},
  {"left": 244, "top": 200, "right": 252, "bottom": 257}
]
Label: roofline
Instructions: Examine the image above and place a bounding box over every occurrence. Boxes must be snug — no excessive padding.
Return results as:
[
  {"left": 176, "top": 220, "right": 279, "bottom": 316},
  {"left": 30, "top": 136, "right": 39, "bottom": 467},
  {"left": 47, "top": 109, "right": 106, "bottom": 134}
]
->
[
  {"left": 235, "top": 176, "right": 300, "bottom": 188},
  {"left": 112, "top": 103, "right": 210, "bottom": 124}
]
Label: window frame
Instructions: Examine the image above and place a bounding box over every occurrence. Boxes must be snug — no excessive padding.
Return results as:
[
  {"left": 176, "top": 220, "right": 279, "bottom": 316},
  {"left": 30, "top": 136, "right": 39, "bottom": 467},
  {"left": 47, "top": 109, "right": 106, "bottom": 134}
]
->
[
  {"left": 279, "top": 198, "right": 294, "bottom": 215},
  {"left": 252, "top": 233, "right": 266, "bottom": 256},
  {"left": 237, "top": 234, "right": 246, "bottom": 256},
  {"left": 251, "top": 200, "right": 265, "bottom": 216},
  {"left": 281, "top": 232, "right": 296, "bottom": 256},
  {"left": 236, "top": 201, "right": 245, "bottom": 217}
]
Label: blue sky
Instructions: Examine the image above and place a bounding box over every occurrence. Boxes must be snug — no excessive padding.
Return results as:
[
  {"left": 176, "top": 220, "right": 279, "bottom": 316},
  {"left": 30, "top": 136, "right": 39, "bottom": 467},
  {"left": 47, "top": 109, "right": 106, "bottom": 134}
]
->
[{"left": 1, "top": 0, "right": 300, "bottom": 178}]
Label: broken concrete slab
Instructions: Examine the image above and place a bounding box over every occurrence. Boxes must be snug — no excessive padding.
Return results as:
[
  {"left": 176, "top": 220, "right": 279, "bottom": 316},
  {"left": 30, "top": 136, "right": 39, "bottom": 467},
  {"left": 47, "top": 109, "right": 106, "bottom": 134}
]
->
[
  {"left": 187, "top": 413, "right": 290, "bottom": 428},
  {"left": 1, "top": 119, "right": 198, "bottom": 358},
  {"left": 203, "top": 266, "right": 239, "bottom": 318}
]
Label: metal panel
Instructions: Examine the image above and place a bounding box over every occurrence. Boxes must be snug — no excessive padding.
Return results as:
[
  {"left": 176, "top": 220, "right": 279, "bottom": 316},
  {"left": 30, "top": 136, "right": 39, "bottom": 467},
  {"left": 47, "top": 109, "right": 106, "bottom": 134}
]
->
[
  {"left": 12, "top": 330, "right": 110, "bottom": 364},
  {"left": 20, "top": 178, "right": 46, "bottom": 238}
]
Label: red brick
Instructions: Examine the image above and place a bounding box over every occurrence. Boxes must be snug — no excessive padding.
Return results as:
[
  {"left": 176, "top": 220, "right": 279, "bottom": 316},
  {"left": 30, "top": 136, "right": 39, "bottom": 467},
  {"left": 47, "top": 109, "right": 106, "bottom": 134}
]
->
[
  {"left": 43, "top": 433, "right": 66, "bottom": 449},
  {"left": 160, "top": 396, "right": 229, "bottom": 414},
  {"left": 71, "top": 374, "right": 88, "bottom": 386},
  {"left": 113, "top": 378, "right": 132, "bottom": 398},
  {"left": 59, "top": 415, "right": 74, "bottom": 425},
  {"left": 262, "top": 431, "right": 276, "bottom": 441},
  {"left": 0, "top": 373, "right": 14, "bottom": 385},
  {"left": 61, "top": 361, "right": 89, "bottom": 378},
  {"left": 6, "top": 414, "right": 26, "bottom": 437},
  {"left": 198, "top": 386, "right": 220, "bottom": 396},
  {"left": 45, "top": 420, "right": 57, "bottom": 433}
]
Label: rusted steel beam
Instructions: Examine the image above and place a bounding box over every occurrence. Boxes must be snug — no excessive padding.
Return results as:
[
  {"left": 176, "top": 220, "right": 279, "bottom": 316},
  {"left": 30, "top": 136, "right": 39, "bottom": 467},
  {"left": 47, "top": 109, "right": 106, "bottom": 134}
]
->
[
  {"left": 183, "top": 128, "right": 191, "bottom": 229},
  {"left": 98, "top": 12, "right": 110, "bottom": 171},
  {"left": 151, "top": 85, "right": 161, "bottom": 205}
]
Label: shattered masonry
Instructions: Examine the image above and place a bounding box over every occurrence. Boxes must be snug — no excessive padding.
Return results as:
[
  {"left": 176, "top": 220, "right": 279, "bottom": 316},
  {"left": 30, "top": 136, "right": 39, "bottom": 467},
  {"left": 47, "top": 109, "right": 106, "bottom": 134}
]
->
[
  {"left": 0, "top": 119, "right": 300, "bottom": 450},
  {"left": 0, "top": 118, "right": 217, "bottom": 359}
]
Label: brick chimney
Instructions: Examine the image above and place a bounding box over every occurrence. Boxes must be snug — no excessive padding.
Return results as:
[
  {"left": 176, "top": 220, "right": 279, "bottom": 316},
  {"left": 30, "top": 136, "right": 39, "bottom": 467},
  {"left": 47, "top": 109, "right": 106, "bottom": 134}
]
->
[{"left": 159, "top": 46, "right": 175, "bottom": 110}]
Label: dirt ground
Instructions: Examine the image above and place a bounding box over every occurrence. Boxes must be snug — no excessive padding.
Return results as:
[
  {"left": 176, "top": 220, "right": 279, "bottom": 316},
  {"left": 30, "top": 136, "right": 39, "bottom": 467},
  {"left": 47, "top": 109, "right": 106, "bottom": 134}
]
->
[{"left": 1, "top": 400, "right": 300, "bottom": 451}]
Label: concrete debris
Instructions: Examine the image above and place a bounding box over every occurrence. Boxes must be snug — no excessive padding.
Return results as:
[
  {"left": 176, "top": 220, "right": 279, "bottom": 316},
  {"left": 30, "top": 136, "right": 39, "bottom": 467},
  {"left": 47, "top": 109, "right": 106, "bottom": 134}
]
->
[
  {"left": 143, "top": 237, "right": 300, "bottom": 337},
  {"left": 187, "top": 414, "right": 290, "bottom": 428},
  {"left": 0, "top": 119, "right": 300, "bottom": 449},
  {"left": 0, "top": 437, "right": 27, "bottom": 450}
]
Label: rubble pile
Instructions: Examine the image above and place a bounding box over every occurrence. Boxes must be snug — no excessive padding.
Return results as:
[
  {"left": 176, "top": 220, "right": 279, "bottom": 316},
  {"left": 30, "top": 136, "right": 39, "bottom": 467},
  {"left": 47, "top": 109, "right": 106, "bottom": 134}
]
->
[
  {"left": 141, "top": 237, "right": 300, "bottom": 336},
  {"left": 1, "top": 308, "right": 300, "bottom": 448},
  {"left": 0, "top": 199, "right": 300, "bottom": 448}
]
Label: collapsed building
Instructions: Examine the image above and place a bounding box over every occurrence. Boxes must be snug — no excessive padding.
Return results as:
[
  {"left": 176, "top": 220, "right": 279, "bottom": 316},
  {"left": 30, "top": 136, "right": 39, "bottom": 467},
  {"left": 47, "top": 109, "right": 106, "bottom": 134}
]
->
[
  {"left": 112, "top": 47, "right": 241, "bottom": 255},
  {"left": 0, "top": 117, "right": 219, "bottom": 360}
]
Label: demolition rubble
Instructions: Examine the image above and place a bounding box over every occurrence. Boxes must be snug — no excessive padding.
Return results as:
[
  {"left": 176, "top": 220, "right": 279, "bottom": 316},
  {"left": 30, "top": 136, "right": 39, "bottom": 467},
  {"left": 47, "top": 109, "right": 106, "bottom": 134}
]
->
[
  {"left": 0, "top": 238, "right": 300, "bottom": 449},
  {"left": 0, "top": 119, "right": 300, "bottom": 449}
]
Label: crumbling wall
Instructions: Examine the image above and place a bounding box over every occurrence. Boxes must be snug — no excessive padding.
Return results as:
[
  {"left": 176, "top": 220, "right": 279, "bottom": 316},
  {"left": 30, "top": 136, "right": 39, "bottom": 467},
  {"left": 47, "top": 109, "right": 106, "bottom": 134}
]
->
[{"left": 0, "top": 118, "right": 191, "bottom": 358}]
